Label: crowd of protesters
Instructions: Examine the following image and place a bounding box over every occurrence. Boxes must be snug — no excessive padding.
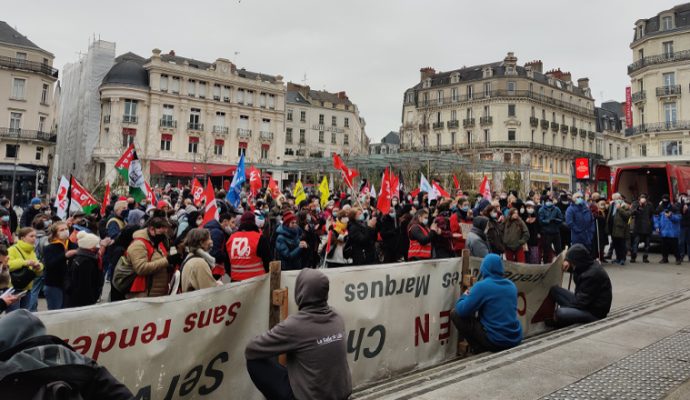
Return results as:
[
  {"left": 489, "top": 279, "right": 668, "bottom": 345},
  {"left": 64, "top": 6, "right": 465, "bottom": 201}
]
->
[{"left": 0, "top": 184, "right": 686, "bottom": 313}]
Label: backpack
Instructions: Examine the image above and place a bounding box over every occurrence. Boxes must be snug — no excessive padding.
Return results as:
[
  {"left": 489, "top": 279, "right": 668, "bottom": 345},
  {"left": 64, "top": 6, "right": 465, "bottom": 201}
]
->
[{"left": 112, "top": 238, "right": 159, "bottom": 294}]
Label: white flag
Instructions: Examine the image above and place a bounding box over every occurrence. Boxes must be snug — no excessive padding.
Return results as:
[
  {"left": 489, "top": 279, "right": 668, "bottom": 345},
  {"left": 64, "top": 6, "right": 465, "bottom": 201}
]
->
[
  {"left": 420, "top": 173, "right": 436, "bottom": 200},
  {"left": 54, "top": 176, "right": 70, "bottom": 219}
]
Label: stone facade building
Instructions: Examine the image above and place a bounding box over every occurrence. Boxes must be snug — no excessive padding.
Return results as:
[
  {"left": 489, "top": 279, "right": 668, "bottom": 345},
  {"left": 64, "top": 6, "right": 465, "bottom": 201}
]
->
[
  {"left": 400, "top": 52, "right": 602, "bottom": 191},
  {"left": 595, "top": 101, "right": 630, "bottom": 161},
  {"left": 369, "top": 131, "right": 400, "bottom": 155},
  {"left": 626, "top": 3, "right": 690, "bottom": 162},
  {"left": 93, "top": 49, "right": 286, "bottom": 186},
  {"left": 0, "top": 21, "right": 58, "bottom": 204}
]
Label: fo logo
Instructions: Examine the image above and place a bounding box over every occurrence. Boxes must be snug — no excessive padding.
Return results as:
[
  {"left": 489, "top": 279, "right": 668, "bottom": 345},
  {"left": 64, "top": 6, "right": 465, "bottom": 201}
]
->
[{"left": 230, "top": 237, "right": 251, "bottom": 258}]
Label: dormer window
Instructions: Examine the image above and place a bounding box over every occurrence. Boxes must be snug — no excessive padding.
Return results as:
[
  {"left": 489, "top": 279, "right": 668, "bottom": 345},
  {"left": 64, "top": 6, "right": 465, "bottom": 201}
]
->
[
  {"left": 450, "top": 72, "right": 460, "bottom": 84},
  {"left": 423, "top": 78, "right": 431, "bottom": 89},
  {"left": 482, "top": 67, "right": 493, "bottom": 79},
  {"left": 662, "top": 15, "right": 673, "bottom": 31}
]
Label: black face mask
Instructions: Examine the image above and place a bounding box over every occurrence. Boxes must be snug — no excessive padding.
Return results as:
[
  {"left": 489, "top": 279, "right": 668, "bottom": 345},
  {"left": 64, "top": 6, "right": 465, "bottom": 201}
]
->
[
  {"left": 127, "top": 203, "right": 136, "bottom": 210},
  {"left": 152, "top": 233, "right": 166, "bottom": 245}
]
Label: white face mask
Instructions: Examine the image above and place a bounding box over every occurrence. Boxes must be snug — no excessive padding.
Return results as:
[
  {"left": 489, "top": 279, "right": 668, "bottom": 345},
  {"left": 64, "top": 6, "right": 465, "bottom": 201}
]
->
[
  {"left": 58, "top": 230, "right": 69, "bottom": 240},
  {"left": 341, "top": 217, "right": 349, "bottom": 224}
]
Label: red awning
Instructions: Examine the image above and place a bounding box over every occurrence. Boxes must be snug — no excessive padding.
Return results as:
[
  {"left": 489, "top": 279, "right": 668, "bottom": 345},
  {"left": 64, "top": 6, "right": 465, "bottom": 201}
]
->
[
  {"left": 214, "top": 139, "right": 224, "bottom": 145},
  {"left": 261, "top": 143, "right": 270, "bottom": 149},
  {"left": 238, "top": 142, "right": 248, "bottom": 148},
  {"left": 189, "top": 136, "right": 200, "bottom": 143},
  {"left": 161, "top": 134, "right": 173, "bottom": 141},
  {"left": 150, "top": 160, "right": 236, "bottom": 177}
]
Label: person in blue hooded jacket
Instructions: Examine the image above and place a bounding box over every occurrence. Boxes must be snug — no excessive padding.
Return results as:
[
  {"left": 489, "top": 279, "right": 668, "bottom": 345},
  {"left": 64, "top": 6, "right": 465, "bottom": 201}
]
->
[
  {"left": 451, "top": 254, "right": 523, "bottom": 352},
  {"left": 565, "top": 192, "right": 595, "bottom": 248},
  {"left": 654, "top": 203, "right": 681, "bottom": 264},
  {"left": 275, "top": 211, "right": 306, "bottom": 270}
]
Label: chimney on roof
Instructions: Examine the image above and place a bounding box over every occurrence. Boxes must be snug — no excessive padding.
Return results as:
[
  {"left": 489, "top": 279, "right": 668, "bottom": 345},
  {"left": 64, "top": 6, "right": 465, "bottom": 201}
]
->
[
  {"left": 524, "top": 60, "right": 543, "bottom": 74},
  {"left": 504, "top": 52, "right": 518, "bottom": 67},
  {"left": 337, "top": 91, "right": 348, "bottom": 100},
  {"left": 577, "top": 78, "right": 590, "bottom": 89},
  {"left": 168, "top": 50, "right": 175, "bottom": 56},
  {"left": 288, "top": 82, "right": 310, "bottom": 98},
  {"left": 420, "top": 67, "right": 436, "bottom": 82}
]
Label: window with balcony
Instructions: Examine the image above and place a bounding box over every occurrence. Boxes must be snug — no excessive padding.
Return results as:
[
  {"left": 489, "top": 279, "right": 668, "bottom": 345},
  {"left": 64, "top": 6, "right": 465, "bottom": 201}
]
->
[
  {"left": 123, "top": 100, "right": 138, "bottom": 123},
  {"left": 286, "top": 128, "right": 293, "bottom": 144},
  {"left": 483, "top": 105, "right": 490, "bottom": 117},
  {"left": 484, "top": 129, "right": 490, "bottom": 143},
  {"left": 161, "top": 104, "right": 174, "bottom": 127},
  {"left": 437, "top": 90, "right": 443, "bottom": 105},
  {"left": 466, "top": 131, "right": 472, "bottom": 144},
  {"left": 300, "top": 111, "right": 306, "bottom": 122},
  {"left": 38, "top": 116, "right": 46, "bottom": 133},
  {"left": 246, "top": 90, "right": 254, "bottom": 106},
  {"left": 483, "top": 82, "right": 491, "bottom": 97},
  {"left": 238, "top": 142, "right": 247, "bottom": 157},
  {"left": 261, "top": 145, "right": 269, "bottom": 159},
  {"left": 344, "top": 117, "right": 349, "bottom": 128},
  {"left": 236, "top": 89, "right": 245, "bottom": 104},
  {"left": 222, "top": 86, "right": 231, "bottom": 102},
  {"left": 9, "top": 112, "right": 21, "bottom": 134},
  {"left": 122, "top": 132, "right": 135, "bottom": 147},
  {"left": 507, "top": 81, "right": 516, "bottom": 94},
  {"left": 268, "top": 94, "right": 275, "bottom": 109},
  {"left": 287, "top": 109, "right": 293, "bottom": 121},
  {"left": 15, "top": 52, "right": 26, "bottom": 61},
  {"left": 171, "top": 77, "right": 180, "bottom": 94},
  {"left": 451, "top": 88, "right": 458, "bottom": 102},
  {"left": 319, "top": 114, "right": 324, "bottom": 125},
  {"left": 5, "top": 144, "right": 19, "bottom": 158},
  {"left": 299, "top": 129, "right": 306, "bottom": 144},
  {"left": 508, "top": 130, "right": 516, "bottom": 141},
  {"left": 160, "top": 134, "right": 172, "bottom": 151},
  {"left": 214, "top": 139, "right": 224, "bottom": 155},
  {"left": 450, "top": 131, "right": 456, "bottom": 145},
  {"left": 319, "top": 131, "right": 324, "bottom": 143},
  {"left": 467, "top": 85, "right": 473, "bottom": 100},
  {"left": 198, "top": 82, "right": 206, "bottom": 98},
  {"left": 663, "top": 41, "right": 674, "bottom": 57},
  {"left": 189, "top": 108, "right": 201, "bottom": 130},
  {"left": 332, "top": 116, "right": 337, "bottom": 127},
  {"left": 187, "top": 79, "right": 196, "bottom": 97},
  {"left": 508, "top": 104, "right": 516, "bottom": 117},
  {"left": 35, "top": 146, "right": 43, "bottom": 161},
  {"left": 160, "top": 75, "right": 168, "bottom": 92},
  {"left": 213, "top": 84, "right": 221, "bottom": 100},
  {"left": 661, "top": 140, "right": 682, "bottom": 156},
  {"left": 259, "top": 93, "right": 267, "bottom": 108},
  {"left": 41, "top": 84, "right": 49, "bottom": 104},
  {"left": 188, "top": 137, "right": 199, "bottom": 153},
  {"left": 11, "top": 78, "right": 25, "bottom": 100},
  {"left": 664, "top": 102, "right": 677, "bottom": 126}
]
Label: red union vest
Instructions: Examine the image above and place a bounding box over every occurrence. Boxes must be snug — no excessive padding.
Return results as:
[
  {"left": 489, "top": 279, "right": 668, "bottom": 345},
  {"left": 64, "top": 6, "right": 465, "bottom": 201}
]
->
[
  {"left": 226, "top": 230, "right": 264, "bottom": 281},
  {"left": 408, "top": 224, "right": 432, "bottom": 259}
]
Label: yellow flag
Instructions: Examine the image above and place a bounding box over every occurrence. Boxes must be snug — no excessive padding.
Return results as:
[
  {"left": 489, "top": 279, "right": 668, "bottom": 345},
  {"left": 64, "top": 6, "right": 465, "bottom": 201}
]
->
[
  {"left": 319, "top": 176, "right": 330, "bottom": 208},
  {"left": 293, "top": 179, "right": 306, "bottom": 206}
]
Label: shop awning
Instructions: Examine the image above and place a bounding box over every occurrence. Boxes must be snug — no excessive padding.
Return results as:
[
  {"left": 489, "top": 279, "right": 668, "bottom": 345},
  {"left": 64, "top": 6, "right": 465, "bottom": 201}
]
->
[
  {"left": 149, "top": 160, "right": 236, "bottom": 177},
  {"left": 0, "top": 164, "right": 36, "bottom": 177}
]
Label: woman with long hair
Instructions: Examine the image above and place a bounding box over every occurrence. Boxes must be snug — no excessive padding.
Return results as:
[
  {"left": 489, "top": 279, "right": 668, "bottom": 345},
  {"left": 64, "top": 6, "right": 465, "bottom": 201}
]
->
[{"left": 42, "top": 222, "right": 78, "bottom": 309}]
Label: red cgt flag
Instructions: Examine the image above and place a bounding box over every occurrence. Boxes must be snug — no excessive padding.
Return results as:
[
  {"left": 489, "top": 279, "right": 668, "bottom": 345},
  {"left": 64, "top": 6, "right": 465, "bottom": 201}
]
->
[
  {"left": 377, "top": 168, "right": 392, "bottom": 214},
  {"left": 268, "top": 175, "right": 280, "bottom": 199},
  {"left": 191, "top": 178, "right": 204, "bottom": 207},
  {"left": 201, "top": 178, "right": 218, "bottom": 226},
  {"left": 333, "top": 153, "right": 358, "bottom": 188},
  {"left": 249, "top": 166, "right": 262, "bottom": 197},
  {"left": 453, "top": 174, "right": 460, "bottom": 190}
]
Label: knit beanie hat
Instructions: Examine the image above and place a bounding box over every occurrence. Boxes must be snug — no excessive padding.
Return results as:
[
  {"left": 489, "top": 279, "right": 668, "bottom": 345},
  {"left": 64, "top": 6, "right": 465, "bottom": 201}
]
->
[
  {"left": 77, "top": 231, "right": 100, "bottom": 249},
  {"left": 240, "top": 211, "right": 255, "bottom": 226},
  {"left": 282, "top": 211, "right": 296, "bottom": 225}
]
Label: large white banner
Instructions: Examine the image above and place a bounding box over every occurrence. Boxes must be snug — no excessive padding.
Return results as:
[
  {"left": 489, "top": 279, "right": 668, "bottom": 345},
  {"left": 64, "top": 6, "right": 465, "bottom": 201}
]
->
[
  {"left": 282, "top": 259, "right": 464, "bottom": 388},
  {"left": 38, "top": 276, "right": 270, "bottom": 400}
]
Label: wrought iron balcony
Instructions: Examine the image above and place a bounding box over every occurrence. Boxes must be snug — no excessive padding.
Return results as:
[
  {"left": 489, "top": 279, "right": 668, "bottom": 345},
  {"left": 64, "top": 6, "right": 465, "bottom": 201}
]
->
[
  {"left": 588, "top": 131, "right": 596, "bottom": 140},
  {"left": 656, "top": 85, "right": 681, "bottom": 97},
  {"left": 187, "top": 122, "right": 204, "bottom": 131},
  {"left": 159, "top": 119, "right": 177, "bottom": 128},
  {"left": 579, "top": 128, "right": 587, "bottom": 137},
  {"left": 628, "top": 50, "right": 690, "bottom": 74},
  {"left": 122, "top": 115, "right": 138, "bottom": 124},
  {"left": 212, "top": 125, "right": 229, "bottom": 134},
  {"left": 560, "top": 124, "right": 569, "bottom": 134},
  {"left": 540, "top": 119, "right": 550, "bottom": 130},
  {"left": 480, "top": 116, "right": 493, "bottom": 125},
  {"left": 626, "top": 120, "right": 690, "bottom": 136},
  {"left": 447, "top": 120, "right": 459, "bottom": 129},
  {"left": 0, "top": 56, "right": 59, "bottom": 78},
  {"left": 432, "top": 122, "right": 444, "bottom": 130},
  {"left": 260, "top": 131, "right": 274, "bottom": 140},
  {"left": 0, "top": 128, "right": 56, "bottom": 143},
  {"left": 570, "top": 126, "right": 578, "bottom": 134},
  {"left": 419, "top": 124, "right": 429, "bottom": 132},
  {"left": 463, "top": 118, "right": 475, "bottom": 128},
  {"left": 237, "top": 128, "right": 252, "bottom": 139},
  {"left": 631, "top": 90, "right": 646, "bottom": 103},
  {"left": 550, "top": 122, "right": 559, "bottom": 132},
  {"left": 529, "top": 117, "right": 539, "bottom": 127}
]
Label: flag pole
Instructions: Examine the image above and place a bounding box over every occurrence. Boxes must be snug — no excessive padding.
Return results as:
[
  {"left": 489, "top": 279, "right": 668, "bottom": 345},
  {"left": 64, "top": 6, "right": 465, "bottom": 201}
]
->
[{"left": 66, "top": 174, "right": 73, "bottom": 217}]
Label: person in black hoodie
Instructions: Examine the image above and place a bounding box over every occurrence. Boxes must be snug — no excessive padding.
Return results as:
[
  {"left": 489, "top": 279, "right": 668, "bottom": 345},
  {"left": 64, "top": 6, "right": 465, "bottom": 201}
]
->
[
  {"left": 680, "top": 198, "right": 690, "bottom": 262},
  {"left": 347, "top": 208, "right": 377, "bottom": 266},
  {"left": 548, "top": 244, "right": 612, "bottom": 328},
  {"left": 245, "top": 268, "right": 351, "bottom": 400},
  {"left": 556, "top": 193, "right": 571, "bottom": 249},
  {"left": 378, "top": 207, "right": 400, "bottom": 263},
  {"left": 63, "top": 232, "right": 104, "bottom": 308}
]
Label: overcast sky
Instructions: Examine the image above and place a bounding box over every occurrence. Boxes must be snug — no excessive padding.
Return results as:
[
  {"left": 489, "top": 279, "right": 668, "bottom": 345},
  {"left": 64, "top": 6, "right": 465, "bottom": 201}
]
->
[{"left": 4, "top": 0, "right": 682, "bottom": 141}]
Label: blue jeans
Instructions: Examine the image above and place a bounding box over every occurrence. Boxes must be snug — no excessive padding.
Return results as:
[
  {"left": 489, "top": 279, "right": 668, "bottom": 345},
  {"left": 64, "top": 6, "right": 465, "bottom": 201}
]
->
[
  {"left": 679, "top": 227, "right": 690, "bottom": 260},
  {"left": 631, "top": 234, "right": 650, "bottom": 259},
  {"left": 27, "top": 274, "right": 44, "bottom": 312},
  {"left": 43, "top": 285, "right": 63, "bottom": 310},
  {"left": 549, "top": 286, "right": 599, "bottom": 327},
  {"left": 7, "top": 292, "right": 31, "bottom": 312}
]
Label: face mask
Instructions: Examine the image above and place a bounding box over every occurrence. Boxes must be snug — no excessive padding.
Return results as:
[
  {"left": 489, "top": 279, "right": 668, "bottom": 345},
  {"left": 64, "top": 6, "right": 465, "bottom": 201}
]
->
[
  {"left": 413, "top": 201, "right": 419, "bottom": 207},
  {"left": 575, "top": 198, "right": 583, "bottom": 205},
  {"left": 307, "top": 215, "right": 312, "bottom": 223},
  {"left": 341, "top": 217, "right": 349, "bottom": 224},
  {"left": 357, "top": 214, "right": 365, "bottom": 222},
  {"left": 315, "top": 207, "right": 321, "bottom": 213},
  {"left": 490, "top": 212, "right": 498, "bottom": 219},
  {"left": 389, "top": 210, "right": 396, "bottom": 216},
  {"left": 120, "top": 209, "right": 129, "bottom": 219},
  {"left": 196, "top": 219, "right": 203, "bottom": 226},
  {"left": 545, "top": 201, "right": 553, "bottom": 207},
  {"left": 562, "top": 200, "right": 569, "bottom": 205},
  {"left": 43, "top": 220, "right": 51, "bottom": 228},
  {"left": 527, "top": 208, "right": 534, "bottom": 214},
  {"left": 392, "top": 201, "right": 398, "bottom": 206},
  {"left": 520, "top": 208, "right": 525, "bottom": 214},
  {"left": 45, "top": 210, "right": 52, "bottom": 216},
  {"left": 152, "top": 233, "right": 166, "bottom": 244},
  {"left": 33, "top": 204, "right": 41, "bottom": 210},
  {"left": 58, "top": 230, "right": 69, "bottom": 240},
  {"left": 1, "top": 216, "right": 9, "bottom": 223},
  {"left": 139, "top": 201, "right": 147, "bottom": 207},
  {"left": 421, "top": 218, "right": 428, "bottom": 225},
  {"left": 256, "top": 217, "right": 265, "bottom": 228},
  {"left": 461, "top": 206, "right": 469, "bottom": 212}
]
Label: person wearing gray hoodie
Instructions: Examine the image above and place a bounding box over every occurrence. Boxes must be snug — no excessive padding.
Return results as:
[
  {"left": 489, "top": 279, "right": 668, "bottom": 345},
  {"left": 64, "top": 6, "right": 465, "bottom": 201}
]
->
[{"left": 245, "top": 268, "right": 352, "bottom": 400}]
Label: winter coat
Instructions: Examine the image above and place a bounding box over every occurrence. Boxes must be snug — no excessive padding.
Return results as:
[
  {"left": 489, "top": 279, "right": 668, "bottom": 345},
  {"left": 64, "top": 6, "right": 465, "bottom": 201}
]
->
[
  {"left": 42, "top": 240, "right": 78, "bottom": 288},
  {"left": 681, "top": 204, "right": 690, "bottom": 228},
  {"left": 455, "top": 254, "right": 523, "bottom": 348},
  {"left": 538, "top": 204, "right": 563, "bottom": 235},
  {"left": 524, "top": 215, "right": 540, "bottom": 246},
  {"left": 502, "top": 218, "right": 529, "bottom": 251},
  {"left": 275, "top": 224, "right": 304, "bottom": 270},
  {"left": 565, "top": 203, "right": 595, "bottom": 247},
  {"left": 126, "top": 229, "right": 170, "bottom": 298},
  {"left": 486, "top": 218, "right": 505, "bottom": 254},
  {"left": 19, "top": 206, "right": 40, "bottom": 228},
  {"left": 631, "top": 201, "right": 655, "bottom": 235},
  {"left": 431, "top": 216, "right": 454, "bottom": 259},
  {"left": 7, "top": 240, "right": 44, "bottom": 290},
  {"left": 204, "top": 219, "right": 230, "bottom": 272},
  {"left": 591, "top": 207, "right": 609, "bottom": 248},
  {"left": 566, "top": 244, "right": 612, "bottom": 319},
  {"left": 378, "top": 213, "right": 400, "bottom": 259},
  {"left": 63, "top": 248, "right": 103, "bottom": 308},
  {"left": 466, "top": 217, "right": 490, "bottom": 258},
  {"left": 347, "top": 220, "right": 377, "bottom": 266},
  {"left": 655, "top": 211, "right": 681, "bottom": 238},
  {"left": 611, "top": 207, "right": 632, "bottom": 239},
  {"left": 181, "top": 249, "right": 218, "bottom": 292},
  {"left": 245, "top": 269, "right": 352, "bottom": 400}
]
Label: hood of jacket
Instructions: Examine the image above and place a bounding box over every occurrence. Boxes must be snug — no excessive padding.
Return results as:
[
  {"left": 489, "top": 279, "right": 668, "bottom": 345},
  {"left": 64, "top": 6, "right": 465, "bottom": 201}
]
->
[
  {"left": 295, "top": 268, "right": 329, "bottom": 311},
  {"left": 480, "top": 253, "right": 504, "bottom": 279},
  {"left": 0, "top": 309, "right": 45, "bottom": 351},
  {"left": 565, "top": 243, "right": 593, "bottom": 272},
  {"left": 472, "top": 216, "right": 489, "bottom": 231},
  {"left": 277, "top": 223, "right": 300, "bottom": 239},
  {"left": 126, "top": 209, "right": 146, "bottom": 225}
]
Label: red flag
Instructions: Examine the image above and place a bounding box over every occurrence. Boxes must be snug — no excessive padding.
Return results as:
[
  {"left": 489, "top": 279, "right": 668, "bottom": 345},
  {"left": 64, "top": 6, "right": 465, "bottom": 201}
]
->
[
  {"left": 268, "top": 175, "right": 280, "bottom": 199},
  {"left": 191, "top": 178, "right": 204, "bottom": 207},
  {"left": 478, "top": 176, "right": 491, "bottom": 200},
  {"left": 145, "top": 181, "right": 157, "bottom": 204},
  {"left": 249, "top": 166, "right": 262, "bottom": 196},
  {"left": 453, "top": 174, "right": 460, "bottom": 190},
  {"left": 201, "top": 178, "right": 218, "bottom": 226},
  {"left": 377, "top": 168, "right": 392, "bottom": 214},
  {"left": 410, "top": 187, "right": 420, "bottom": 198},
  {"left": 114, "top": 144, "right": 135, "bottom": 172},
  {"left": 390, "top": 171, "right": 400, "bottom": 197},
  {"left": 333, "top": 153, "right": 358, "bottom": 188},
  {"left": 100, "top": 181, "right": 110, "bottom": 217},
  {"left": 433, "top": 181, "right": 450, "bottom": 198}
]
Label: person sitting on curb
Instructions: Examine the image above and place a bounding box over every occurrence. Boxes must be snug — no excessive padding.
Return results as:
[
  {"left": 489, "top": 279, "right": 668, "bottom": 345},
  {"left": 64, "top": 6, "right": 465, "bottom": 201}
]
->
[
  {"left": 548, "top": 244, "right": 612, "bottom": 327},
  {"left": 245, "top": 268, "right": 351, "bottom": 400},
  {"left": 451, "top": 254, "right": 523, "bottom": 353}
]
